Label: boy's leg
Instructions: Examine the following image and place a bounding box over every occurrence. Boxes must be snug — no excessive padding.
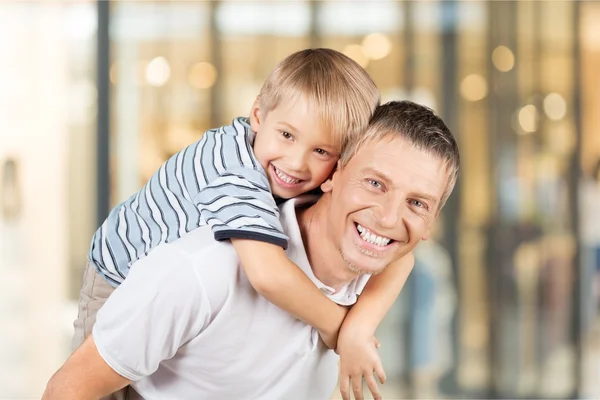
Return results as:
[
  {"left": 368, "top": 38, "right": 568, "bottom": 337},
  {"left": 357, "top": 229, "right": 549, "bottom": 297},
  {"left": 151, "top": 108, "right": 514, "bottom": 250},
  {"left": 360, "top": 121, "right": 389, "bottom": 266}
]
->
[
  {"left": 72, "top": 260, "right": 115, "bottom": 350},
  {"left": 73, "top": 261, "right": 130, "bottom": 400}
]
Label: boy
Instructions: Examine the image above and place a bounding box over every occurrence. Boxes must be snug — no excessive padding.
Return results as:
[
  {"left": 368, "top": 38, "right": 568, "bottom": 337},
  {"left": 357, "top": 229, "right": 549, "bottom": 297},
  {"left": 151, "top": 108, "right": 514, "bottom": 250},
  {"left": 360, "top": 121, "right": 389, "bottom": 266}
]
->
[{"left": 75, "top": 48, "right": 413, "bottom": 398}]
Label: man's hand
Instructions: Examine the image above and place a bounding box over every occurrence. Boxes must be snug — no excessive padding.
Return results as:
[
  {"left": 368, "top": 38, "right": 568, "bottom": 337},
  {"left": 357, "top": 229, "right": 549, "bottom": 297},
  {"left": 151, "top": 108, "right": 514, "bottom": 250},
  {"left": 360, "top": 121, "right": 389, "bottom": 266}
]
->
[{"left": 337, "top": 327, "right": 386, "bottom": 400}]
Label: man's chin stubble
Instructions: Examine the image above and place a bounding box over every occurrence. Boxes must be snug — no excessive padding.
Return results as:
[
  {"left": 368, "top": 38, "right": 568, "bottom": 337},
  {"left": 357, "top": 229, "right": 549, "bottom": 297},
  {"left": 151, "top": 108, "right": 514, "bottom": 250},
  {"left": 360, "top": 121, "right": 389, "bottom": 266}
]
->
[{"left": 339, "top": 247, "right": 384, "bottom": 276}]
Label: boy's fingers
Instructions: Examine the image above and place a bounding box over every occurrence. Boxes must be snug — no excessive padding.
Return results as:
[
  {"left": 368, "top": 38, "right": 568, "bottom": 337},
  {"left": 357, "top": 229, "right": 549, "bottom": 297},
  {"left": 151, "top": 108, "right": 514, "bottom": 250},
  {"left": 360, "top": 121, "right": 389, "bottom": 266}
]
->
[{"left": 365, "top": 374, "right": 382, "bottom": 400}]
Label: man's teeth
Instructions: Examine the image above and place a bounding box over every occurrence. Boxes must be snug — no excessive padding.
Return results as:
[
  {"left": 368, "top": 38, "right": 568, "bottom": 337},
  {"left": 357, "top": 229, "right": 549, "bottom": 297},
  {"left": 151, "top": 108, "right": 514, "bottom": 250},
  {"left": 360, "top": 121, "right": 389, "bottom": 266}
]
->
[
  {"left": 275, "top": 167, "right": 300, "bottom": 184},
  {"left": 356, "top": 224, "right": 391, "bottom": 246}
]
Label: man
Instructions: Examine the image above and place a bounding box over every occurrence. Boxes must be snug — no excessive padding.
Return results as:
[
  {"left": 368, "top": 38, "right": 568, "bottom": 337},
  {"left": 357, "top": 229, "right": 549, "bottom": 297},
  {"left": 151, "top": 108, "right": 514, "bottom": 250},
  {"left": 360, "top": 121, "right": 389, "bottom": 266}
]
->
[{"left": 43, "top": 101, "right": 460, "bottom": 400}]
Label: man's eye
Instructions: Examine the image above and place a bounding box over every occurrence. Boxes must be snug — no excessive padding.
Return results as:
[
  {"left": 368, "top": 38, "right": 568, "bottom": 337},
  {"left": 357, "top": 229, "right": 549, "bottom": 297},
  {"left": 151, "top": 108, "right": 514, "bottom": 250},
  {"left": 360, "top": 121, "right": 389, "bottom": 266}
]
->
[
  {"left": 281, "top": 131, "right": 293, "bottom": 140},
  {"left": 314, "top": 148, "right": 329, "bottom": 156},
  {"left": 368, "top": 179, "right": 382, "bottom": 189},
  {"left": 410, "top": 199, "right": 428, "bottom": 210}
]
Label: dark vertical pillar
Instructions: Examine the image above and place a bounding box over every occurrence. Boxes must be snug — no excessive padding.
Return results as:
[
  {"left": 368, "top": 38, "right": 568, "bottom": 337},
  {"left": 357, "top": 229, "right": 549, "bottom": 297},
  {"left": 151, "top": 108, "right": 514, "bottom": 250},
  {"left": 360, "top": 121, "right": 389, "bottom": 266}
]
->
[
  {"left": 486, "top": 1, "right": 520, "bottom": 397},
  {"left": 209, "top": 0, "right": 223, "bottom": 127},
  {"left": 403, "top": 0, "right": 414, "bottom": 94},
  {"left": 570, "top": 1, "right": 583, "bottom": 397},
  {"left": 439, "top": 1, "right": 461, "bottom": 397},
  {"left": 309, "top": 1, "right": 320, "bottom": 48},
  {"left": 97, "top": 0, "right": 111, "bottom": 225},
  {"left": 402, "top": 1, "right": 416, "bottom": 396}
]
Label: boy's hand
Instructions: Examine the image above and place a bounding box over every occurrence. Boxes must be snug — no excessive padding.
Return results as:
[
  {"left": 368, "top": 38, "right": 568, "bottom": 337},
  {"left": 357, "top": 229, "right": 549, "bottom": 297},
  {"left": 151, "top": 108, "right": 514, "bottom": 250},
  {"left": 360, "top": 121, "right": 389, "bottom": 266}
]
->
[{"left": 337, "top": 328, "right": 386, "bottom": 400}]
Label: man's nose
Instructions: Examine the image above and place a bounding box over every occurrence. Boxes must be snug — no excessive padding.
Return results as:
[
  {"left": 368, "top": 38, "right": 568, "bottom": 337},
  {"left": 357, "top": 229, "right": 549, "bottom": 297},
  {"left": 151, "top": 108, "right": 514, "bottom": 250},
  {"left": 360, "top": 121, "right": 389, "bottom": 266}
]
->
[{"left": 375, "top": 196, "right": 403, "bottom": 230}]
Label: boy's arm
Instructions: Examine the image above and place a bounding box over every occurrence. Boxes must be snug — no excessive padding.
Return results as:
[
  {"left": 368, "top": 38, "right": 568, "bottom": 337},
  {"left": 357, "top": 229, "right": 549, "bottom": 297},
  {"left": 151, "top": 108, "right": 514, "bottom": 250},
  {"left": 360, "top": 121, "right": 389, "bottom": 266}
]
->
[
  {"left": 232, "top": 239, "right": 348, "bottom": 348},
  {"left": 337, "top": 252, "right": 415, "bottom": 400}
]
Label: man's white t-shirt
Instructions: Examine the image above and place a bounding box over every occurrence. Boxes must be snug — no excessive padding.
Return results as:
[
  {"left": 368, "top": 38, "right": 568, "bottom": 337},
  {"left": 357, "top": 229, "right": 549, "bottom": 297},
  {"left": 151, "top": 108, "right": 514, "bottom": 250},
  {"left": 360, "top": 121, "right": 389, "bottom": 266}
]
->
[{"left": 92, "top": 196, "right": 371, "bottom": 399}]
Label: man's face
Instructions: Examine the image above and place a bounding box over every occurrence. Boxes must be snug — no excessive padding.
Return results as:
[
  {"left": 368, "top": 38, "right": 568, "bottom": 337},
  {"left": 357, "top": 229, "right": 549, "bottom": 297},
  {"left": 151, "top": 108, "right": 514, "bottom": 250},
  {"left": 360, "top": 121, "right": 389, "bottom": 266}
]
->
[
  {"left": 250, "top": 96, "right": 340, "bottom": 199},
  {"left": 322, "top": 136, "right": 448, "bottom": 275}
]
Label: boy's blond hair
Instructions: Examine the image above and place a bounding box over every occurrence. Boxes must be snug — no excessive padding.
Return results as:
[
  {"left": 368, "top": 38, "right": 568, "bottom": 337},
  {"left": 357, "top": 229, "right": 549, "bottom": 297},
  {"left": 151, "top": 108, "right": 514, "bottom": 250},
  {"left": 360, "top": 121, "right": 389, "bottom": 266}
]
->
[{"left": 258, "top": 48, "right": 380, "bottom": 150}]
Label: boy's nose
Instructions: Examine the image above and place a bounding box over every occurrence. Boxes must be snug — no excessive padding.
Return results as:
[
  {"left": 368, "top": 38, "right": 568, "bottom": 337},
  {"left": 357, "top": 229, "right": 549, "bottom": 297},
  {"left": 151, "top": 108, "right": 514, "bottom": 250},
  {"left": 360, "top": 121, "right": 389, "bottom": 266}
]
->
[{"left": 286, "top": 151, "right": 308, "bottom": 173}]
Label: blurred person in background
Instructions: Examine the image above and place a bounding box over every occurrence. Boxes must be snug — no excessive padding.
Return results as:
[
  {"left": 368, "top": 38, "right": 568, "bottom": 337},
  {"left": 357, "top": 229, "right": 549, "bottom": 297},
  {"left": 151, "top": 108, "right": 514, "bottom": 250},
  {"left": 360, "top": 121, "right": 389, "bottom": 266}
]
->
[
  {"left": 582, "top": 159, "right": 600, "bottom": 314},
  {"left": 408, "top": 216, "right": 456, "bottom": 399}
]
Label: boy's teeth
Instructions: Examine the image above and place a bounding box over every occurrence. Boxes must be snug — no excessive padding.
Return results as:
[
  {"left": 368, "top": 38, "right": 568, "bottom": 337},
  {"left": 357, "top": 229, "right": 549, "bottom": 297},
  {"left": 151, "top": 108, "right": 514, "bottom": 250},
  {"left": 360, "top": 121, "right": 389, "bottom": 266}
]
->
[
  {"left": 356, "top": 224, "right": 391, "bottom": 246},
  {"left": 275, "top": 167, "right": 300, "bottom": 184}
]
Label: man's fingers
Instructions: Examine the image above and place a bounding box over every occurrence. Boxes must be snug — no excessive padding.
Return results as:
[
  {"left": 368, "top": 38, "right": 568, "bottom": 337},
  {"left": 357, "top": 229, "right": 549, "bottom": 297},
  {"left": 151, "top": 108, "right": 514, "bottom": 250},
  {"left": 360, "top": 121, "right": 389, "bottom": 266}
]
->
[
  {"left": 374, "top": 363, "right": 387, "bottom": 384},
  {"left": 365, "top": 374, "right": 382, "bottom": 400},
  {"left": 351, "top": 375, "right": 364, "bottom": 400},
  {"left": 339, "top": 374, "right": 351, "bottom": 400}
]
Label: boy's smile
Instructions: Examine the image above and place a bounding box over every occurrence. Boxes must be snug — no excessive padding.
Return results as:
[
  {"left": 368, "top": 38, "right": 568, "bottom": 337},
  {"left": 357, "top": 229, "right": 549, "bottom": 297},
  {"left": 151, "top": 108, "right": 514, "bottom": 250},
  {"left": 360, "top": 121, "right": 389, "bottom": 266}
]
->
[{"left": 250, "top": 94, "right": 339, "bottom": 199}]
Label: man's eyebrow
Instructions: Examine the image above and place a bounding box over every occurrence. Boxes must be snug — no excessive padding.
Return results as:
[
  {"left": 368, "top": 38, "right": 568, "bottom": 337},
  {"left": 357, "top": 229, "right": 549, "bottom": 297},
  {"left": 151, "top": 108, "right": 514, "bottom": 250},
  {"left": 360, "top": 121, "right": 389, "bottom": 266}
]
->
[
  {"left": 362, "top": 167, "right": 393, "bottom": 184},
  {"left": 411, "top": 192, "right": 439, "bottom": 206},
  {"left": 363, "top": 167, "right": 440, "bottom": 205}
]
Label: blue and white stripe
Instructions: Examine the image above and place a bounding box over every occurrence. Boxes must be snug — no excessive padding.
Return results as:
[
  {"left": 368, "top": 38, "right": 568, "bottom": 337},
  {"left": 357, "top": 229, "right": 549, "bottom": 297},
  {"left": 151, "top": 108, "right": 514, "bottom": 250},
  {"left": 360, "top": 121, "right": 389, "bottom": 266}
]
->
[{"left": 89, "top": 117, "right": 288, "bottom": 287}]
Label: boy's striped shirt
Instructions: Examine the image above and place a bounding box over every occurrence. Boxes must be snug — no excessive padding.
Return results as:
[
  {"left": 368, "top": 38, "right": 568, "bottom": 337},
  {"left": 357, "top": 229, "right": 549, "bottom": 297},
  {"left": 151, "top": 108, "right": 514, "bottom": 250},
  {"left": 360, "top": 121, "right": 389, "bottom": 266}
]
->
[{"left": 89, "top": 117, "right": 287, "bottom": 286}]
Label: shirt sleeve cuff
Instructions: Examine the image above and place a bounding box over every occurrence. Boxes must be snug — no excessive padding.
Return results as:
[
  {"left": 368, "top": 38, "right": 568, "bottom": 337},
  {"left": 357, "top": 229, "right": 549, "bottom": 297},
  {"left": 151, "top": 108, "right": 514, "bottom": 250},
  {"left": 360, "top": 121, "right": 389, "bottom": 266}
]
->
[
  {"left": 214, "top": 229, "right": 288, "bottom": 249},
  {"left": 93, "top": 328, "right": 145, "bottom": 382}
]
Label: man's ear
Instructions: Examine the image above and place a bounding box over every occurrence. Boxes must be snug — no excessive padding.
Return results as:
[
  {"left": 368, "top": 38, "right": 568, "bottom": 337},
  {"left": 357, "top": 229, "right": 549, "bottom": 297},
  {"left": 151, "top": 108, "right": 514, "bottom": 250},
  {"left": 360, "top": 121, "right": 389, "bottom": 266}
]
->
[
  {"left": 321, "top": 179, "right": 333, "bottom": 193},
  {"left": 421, "top": 215, "right": 438, "bottom": 241},
  {"left": 421, "top": 227, "right": 431, "bottom": 241},
  {"left": 249, "top": 97, "right": 262, "bottom": 132},
  {"left": 321, "top": 161, "right": 341, "bottom": 193}
]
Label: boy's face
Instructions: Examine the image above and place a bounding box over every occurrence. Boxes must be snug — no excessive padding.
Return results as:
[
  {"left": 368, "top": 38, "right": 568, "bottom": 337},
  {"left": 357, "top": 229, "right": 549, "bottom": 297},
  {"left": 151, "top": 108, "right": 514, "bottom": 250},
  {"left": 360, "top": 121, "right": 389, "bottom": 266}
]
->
[{"left": 250, "top": 95, "right": 340, "bottom": 199}]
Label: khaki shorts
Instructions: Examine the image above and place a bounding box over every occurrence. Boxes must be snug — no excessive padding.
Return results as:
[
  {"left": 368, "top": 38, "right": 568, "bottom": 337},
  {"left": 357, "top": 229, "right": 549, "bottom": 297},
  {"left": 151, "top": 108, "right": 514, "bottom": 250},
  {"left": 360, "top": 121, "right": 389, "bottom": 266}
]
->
[{"left": 73, "top": 261, "right": 132, "bottom": 400}]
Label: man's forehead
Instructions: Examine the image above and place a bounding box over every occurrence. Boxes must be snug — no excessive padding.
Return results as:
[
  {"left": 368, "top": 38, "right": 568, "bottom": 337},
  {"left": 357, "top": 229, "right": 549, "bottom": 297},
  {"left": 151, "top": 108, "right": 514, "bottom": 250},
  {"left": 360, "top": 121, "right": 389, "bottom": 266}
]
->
[{"left": 348, "top": 136, "right": 447, "bottom": 199}]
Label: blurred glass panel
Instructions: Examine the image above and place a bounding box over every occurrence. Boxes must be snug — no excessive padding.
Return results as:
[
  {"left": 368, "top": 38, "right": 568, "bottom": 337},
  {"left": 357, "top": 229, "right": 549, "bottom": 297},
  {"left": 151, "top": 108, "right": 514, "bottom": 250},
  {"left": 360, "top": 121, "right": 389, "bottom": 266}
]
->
[
  {"left": 318, "top": 1, "right": 404, "bottom": 107},
  {"left": 579, "top": 2, "right": 600, "bottom": 398},
  {"left": 0, "top": 2, "right": 96, "bottom": 398},
  {"left": 217, "top": 1, "right": 311, "bottom": 125},
  {"left": 455, "top": 0, "right": 491, "bottom": 394},
  {"left": 110, "top": 2, "right": 211, "bottom": 199},
  {"left": 318, "top": 1, "right": 403, "bottom": 35}
]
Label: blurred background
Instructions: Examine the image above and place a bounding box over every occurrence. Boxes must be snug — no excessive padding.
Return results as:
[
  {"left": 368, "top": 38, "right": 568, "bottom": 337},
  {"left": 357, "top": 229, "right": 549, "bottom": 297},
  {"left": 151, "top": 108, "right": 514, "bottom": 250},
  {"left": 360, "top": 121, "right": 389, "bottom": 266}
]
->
[{"left": 1, "top": 0, "right": 599, "bottom": 399}]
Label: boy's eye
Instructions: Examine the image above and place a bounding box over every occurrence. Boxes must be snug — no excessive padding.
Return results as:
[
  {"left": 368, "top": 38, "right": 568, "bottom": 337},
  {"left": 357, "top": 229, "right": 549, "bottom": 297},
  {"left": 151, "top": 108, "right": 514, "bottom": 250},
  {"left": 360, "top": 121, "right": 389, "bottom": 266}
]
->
[
  {"left": 281, "top": 131, "right": 293, "bottom": 140},
  {"left": 314, "top": 148, "right": 329, "bottom": 156}
]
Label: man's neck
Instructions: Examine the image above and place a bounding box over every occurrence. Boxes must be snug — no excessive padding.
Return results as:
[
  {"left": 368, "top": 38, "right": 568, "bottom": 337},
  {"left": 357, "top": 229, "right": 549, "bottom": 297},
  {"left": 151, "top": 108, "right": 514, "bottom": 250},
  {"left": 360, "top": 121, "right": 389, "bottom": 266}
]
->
[{"left": 296, "top": 197, "right": 359, "bottom": 290}]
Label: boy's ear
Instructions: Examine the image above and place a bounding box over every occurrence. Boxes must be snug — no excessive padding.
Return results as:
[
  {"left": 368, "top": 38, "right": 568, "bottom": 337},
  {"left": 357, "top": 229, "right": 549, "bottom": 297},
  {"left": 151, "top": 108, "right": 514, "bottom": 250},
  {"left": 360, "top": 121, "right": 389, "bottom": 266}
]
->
[{"left": 249, "top": 97, "right": 262, "bottom": 132}]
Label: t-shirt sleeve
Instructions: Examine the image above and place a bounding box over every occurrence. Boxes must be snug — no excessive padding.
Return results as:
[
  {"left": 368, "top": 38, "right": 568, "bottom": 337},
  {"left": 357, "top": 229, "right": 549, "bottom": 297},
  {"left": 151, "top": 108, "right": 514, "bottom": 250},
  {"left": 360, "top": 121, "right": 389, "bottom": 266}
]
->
[
  {"left": 187, "top": 118, "right": 288, "bottom": 249},
  {"left": 192, "top": 166, "right": 289, "bottom": 249},
  {"left": 92, "top": 248, "right": 211, "bottom": 381}
]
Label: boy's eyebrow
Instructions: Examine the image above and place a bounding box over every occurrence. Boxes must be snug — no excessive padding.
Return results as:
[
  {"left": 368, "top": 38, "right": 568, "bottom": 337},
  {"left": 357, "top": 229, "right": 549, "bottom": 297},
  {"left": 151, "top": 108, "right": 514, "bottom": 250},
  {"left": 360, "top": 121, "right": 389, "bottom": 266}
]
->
[{"left": 278, "top": 121, "right": 299, "bottom": 133}]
